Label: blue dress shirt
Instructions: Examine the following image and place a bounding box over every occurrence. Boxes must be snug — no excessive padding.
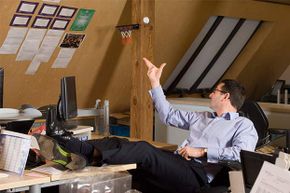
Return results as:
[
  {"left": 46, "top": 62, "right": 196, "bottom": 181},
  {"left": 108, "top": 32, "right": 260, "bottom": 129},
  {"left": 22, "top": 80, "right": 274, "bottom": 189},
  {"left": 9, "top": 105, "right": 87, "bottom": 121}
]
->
[{"left": 151, "top": 86, "right": 258, "bottom": 163}]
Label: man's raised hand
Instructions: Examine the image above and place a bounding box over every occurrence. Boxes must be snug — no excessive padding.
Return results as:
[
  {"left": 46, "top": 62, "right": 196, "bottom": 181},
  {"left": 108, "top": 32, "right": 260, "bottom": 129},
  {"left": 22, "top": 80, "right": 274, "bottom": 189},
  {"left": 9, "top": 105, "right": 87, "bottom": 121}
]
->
[{"left": 143, "top": 57, "right": 166, "bottom": 88}]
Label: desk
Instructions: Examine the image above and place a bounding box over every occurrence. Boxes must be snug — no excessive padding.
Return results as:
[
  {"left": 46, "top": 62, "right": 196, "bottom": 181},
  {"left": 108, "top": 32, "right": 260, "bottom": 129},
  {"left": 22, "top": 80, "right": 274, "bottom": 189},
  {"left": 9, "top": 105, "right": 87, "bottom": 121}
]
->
[
  {"left": 0, "top": 170, "right": 50, "bottom": 193},
  {"left": 0, "top": 164, "right": 136, "bottom": 193}
]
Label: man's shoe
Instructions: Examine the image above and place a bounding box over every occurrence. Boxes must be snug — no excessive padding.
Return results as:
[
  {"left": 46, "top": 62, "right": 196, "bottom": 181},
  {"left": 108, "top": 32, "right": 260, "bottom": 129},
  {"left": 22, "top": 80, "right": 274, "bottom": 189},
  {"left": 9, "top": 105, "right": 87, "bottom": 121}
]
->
[
  {"left": 33, "top": 134, "right": 87, "bottom": 170},
  {"left": 46, "top": 106, "right": 68, "bottom": 137}
]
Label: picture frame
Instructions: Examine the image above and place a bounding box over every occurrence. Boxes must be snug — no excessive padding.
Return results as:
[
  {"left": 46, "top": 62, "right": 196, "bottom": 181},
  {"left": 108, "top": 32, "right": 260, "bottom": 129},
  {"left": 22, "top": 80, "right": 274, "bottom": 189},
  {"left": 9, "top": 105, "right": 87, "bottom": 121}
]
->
[
  {"left": 10, "top": 14, "right": 32, "bottom": 27},
  {"left": 38, "top": 4, "right": 59, "bottom": 17},
  {"left": 31, "top": 16, "right": 52, "bottom": 29},
  {"left": 50, "top": 18, "right": 70, "bottom": 30},
  {"left": 16, "top": 1, "right": 39, "bottom": 14},
  {"left": 56, "top": 6, "right": 78, "bottom": 18}
]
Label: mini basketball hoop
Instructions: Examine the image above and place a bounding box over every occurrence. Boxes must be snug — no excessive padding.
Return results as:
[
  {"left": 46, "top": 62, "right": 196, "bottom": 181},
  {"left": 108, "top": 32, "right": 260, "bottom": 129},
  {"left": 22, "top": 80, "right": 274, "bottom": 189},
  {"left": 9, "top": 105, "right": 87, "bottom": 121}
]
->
[{"left": 116, "top": 24, "right": 139, "bottom": 45}]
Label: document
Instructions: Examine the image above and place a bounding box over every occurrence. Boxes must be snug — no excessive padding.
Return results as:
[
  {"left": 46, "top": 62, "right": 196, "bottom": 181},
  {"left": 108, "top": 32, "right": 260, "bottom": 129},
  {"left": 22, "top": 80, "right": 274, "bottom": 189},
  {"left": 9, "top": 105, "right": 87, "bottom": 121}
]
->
[
  {"left": 16, "top": 28, "right": 46, "bottom": 61},
  {"left": 0, "top": 27, "right": 28, "bottom": 54},
  {"left": 0, "top": 130, "right": 31, "bottom": 175},
  {"left": 250, "top": 161, "right": 290, "bottom": 193}
]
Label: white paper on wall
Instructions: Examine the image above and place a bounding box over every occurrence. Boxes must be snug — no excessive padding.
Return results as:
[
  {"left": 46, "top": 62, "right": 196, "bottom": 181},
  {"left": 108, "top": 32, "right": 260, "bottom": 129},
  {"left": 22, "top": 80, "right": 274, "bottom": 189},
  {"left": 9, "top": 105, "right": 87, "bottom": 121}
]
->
[
  {"left": 25, "top": 56, "right": 41, "bottom": 75},
  {"left": 0, "top": 27, "right": 28, "bottom": 54},
  {"left": 51, "top": 48, "right": 76, "bottom": 68},
  {"left": 16, "top": 29, "right": 46, "bottom": 61},
  {"left": 35, "top": 29, "right": 64, "bottom": 62}
]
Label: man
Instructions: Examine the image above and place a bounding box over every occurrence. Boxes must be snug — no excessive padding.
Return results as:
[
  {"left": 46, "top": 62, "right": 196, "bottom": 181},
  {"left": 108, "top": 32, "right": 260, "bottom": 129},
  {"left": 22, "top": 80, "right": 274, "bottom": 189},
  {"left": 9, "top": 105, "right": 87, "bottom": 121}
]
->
[{"left": 34, "top": 58, "right": 258, "bottom": 193}]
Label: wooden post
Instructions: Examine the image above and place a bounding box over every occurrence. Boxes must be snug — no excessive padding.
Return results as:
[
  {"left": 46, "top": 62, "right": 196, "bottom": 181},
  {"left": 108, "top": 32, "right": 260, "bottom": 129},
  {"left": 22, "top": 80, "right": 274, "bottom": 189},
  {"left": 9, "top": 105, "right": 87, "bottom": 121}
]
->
[{"left": 130, "top": 0, "right": 155, "bottom": 140}]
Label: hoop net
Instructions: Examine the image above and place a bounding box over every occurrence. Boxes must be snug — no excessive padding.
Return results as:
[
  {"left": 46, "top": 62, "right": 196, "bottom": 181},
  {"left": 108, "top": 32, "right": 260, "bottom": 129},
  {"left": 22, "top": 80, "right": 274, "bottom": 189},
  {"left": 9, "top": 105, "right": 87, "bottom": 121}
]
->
[{"left": 119, "top": 29, "right": 132, "bottom": 45}]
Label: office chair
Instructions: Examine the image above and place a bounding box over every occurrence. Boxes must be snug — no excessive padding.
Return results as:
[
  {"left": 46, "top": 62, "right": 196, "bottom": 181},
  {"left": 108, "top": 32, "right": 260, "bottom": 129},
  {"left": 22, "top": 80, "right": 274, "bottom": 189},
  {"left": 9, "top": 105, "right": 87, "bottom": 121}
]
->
[{"left": 238, "top": 100, "right": 270, "bottom": 148}]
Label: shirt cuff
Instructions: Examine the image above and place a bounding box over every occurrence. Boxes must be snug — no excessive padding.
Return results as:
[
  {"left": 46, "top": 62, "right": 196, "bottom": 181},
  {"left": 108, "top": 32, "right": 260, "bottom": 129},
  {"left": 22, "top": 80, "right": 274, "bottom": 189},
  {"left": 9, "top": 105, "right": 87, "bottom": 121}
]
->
[
  {"left": 149, "top": 86, "right": 164, "bottom": 99},
  {"left": 207, "top": 147, "right": 219, "bottom": 163}
]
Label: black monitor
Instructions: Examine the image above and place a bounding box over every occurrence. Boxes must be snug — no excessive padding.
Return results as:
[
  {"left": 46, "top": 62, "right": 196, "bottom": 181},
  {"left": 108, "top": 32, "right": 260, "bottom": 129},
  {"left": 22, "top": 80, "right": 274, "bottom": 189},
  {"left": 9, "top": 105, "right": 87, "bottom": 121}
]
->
[
  {"left": 0, "top": 68, "right": 4, "bottom": 108},
  {"left": 57, "top": 76, "right": 78, "bottom": 121},
  {"left": 240, "top": 150, "right": 276, "bottom": 190}
]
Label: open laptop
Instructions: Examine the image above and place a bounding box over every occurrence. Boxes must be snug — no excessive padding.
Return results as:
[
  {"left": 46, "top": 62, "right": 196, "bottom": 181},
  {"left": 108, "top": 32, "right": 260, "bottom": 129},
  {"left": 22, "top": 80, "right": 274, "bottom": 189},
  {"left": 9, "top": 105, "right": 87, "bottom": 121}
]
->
[{"left": 240, "top": 150, "right": 277, "bottom": 192}]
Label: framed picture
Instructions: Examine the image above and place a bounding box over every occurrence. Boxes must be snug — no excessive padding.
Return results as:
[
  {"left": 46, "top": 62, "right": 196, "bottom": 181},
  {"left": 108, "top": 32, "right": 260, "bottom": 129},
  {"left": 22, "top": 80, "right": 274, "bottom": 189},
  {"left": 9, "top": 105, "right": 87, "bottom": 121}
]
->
[
  {"left": 56, "top": 6, "right": 78, "bottom": 18},
  {"left": 50, "top": 18, "right": 70, "bottom": 30},
  {"left": 10, "top": 14, "right": 32, "bottom": 27},
  {"left": 38, "top": 4, "right": 59, "bottom": 17},
  {"left": 60, "top": 33, "right": 85, "bottom": 48},
  {"left": 31, "top": 16, "right": 52, "bottom": 29},
  {"left": 16, "top": 1, "right": 39, "bottom": 14}
]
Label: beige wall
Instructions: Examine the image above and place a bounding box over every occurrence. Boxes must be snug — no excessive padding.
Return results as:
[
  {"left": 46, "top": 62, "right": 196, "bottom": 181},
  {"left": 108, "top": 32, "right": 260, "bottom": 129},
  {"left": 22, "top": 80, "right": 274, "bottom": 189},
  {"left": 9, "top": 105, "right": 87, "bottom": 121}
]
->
[{"left": 1, "top": 0, "right": 290, "bottom": 112}]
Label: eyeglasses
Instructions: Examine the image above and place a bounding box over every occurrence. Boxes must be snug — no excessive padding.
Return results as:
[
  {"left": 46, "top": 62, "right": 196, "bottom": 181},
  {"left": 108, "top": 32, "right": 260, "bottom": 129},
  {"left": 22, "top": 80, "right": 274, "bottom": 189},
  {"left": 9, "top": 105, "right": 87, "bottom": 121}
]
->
[{"left": 212, "top": 88, "right": 228, "bottom": 94}]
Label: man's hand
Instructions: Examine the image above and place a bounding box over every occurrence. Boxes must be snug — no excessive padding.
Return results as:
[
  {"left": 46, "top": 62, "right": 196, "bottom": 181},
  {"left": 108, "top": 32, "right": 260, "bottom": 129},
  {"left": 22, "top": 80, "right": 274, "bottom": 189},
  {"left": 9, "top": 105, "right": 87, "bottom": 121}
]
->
[
  {"left": 143, "top": 57, "right": 166, "bottom": 88},
  {"left": 178, "top": 146, "right": 206, "bottom": 160}
]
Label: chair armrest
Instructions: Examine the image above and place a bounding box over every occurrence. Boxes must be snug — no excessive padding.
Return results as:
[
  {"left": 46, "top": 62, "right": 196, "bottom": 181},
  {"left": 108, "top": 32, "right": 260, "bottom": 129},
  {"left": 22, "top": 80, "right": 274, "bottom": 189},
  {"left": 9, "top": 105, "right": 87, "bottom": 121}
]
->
[{"left": 218, "top": 160, "right": 242, "bottom": 171}]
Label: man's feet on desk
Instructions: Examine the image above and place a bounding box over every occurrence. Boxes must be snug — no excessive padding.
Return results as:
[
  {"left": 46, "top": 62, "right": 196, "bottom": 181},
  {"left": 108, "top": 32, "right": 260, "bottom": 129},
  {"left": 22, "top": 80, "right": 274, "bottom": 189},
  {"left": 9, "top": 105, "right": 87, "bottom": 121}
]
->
[{"left": 33, "top": 134, "right": 87, "bottom": 170}]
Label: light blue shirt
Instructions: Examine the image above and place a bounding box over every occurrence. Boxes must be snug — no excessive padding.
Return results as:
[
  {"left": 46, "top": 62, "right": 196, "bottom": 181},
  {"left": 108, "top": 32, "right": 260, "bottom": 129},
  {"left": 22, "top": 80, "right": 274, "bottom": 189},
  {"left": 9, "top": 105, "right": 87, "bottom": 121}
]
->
[{"left": 151, "top": 86, "right": 258, "bottom": 163}]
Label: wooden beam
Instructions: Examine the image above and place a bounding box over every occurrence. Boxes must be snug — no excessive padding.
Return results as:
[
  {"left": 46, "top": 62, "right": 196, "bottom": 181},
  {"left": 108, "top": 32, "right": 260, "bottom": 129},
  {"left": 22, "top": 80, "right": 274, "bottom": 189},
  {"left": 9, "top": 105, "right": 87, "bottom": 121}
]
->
[{"left": 130, "top": 0, "right": 155, "bottom": 140}]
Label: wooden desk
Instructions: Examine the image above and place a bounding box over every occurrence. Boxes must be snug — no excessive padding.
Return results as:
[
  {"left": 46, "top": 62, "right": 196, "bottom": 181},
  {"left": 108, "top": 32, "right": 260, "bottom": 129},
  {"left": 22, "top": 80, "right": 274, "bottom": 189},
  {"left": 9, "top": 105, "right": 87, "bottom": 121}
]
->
[
  {"left": 91, "top": 133, "right": 178, "bottom": 152},
  {"left": 0, "top": 164, "right": 136, "bottom": 193},
  {"left": 33, "top": 163, "right": 136, "bottom": 181},
  {"left": 0, "top": 170, "right": 50, "bottom": 193}
]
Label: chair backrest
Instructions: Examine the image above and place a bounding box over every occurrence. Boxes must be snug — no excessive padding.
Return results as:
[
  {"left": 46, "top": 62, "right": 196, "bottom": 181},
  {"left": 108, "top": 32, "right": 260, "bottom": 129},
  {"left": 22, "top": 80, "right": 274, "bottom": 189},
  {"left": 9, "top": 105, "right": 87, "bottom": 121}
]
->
[{"left": 238, "top": 100, "right": 269, "bottom": 147}]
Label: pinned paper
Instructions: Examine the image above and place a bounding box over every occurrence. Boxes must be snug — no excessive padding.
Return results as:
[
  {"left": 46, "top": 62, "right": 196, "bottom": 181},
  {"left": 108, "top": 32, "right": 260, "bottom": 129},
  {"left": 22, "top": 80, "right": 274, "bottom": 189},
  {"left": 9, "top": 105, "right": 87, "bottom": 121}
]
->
[
  {"left": 26, "top": 30, "right": 64, "bottom": 75},
  {"left": 0, "top": 27, "right": 28, "bottom": 54},
  {"left": 25, "top": 56, "right": 41, "bottom": 75},
  {"left": 51, "top": 48, "right": 76, "bottom": 68},
  {"left": 34, "top": 29, "right": 64, "bottom": 62},
  {"left": 16, "top": 28, "right": 46, "bottom": 61}
]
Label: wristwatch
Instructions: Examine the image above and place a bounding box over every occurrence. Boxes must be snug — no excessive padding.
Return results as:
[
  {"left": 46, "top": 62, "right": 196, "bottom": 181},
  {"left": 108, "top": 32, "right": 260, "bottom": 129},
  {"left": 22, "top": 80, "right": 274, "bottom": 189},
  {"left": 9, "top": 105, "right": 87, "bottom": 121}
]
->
[{"left": 203, "top": 148, "right": 208, "bottom": 157}]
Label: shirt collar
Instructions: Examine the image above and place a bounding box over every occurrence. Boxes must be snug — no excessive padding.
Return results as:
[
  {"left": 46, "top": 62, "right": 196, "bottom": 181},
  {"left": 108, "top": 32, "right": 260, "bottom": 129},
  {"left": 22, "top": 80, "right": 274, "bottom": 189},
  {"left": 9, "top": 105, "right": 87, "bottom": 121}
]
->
[{"left": 208, "top": 112, "right": 239, "bottom": 120}]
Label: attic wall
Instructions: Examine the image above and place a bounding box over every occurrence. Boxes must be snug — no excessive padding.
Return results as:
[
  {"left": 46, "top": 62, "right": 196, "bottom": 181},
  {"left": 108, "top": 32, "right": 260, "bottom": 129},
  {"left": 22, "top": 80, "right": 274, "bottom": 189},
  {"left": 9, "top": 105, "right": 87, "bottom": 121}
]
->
[
  {"left": 156, "top": 0, "right": 290, "bottom": 100},
  {"left": 1, "top": 0, "right": 290, "bottom": 113},
  {"left": 0, "top": 0, "right": 132, "bottom": 112}
]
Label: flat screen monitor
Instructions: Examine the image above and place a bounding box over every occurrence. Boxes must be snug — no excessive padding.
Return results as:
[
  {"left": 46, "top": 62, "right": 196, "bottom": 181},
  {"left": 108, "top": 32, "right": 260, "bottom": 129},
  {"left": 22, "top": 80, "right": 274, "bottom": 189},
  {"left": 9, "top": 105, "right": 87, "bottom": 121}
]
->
[
  {"left": 0, "top": 68, "right": 3, "bottom": 108},
  {"left": 240, "top": 150, "right": 276, "bottom": 189},
  {"left": 57, "top": 76, "right": 78, "bottom": 121}
]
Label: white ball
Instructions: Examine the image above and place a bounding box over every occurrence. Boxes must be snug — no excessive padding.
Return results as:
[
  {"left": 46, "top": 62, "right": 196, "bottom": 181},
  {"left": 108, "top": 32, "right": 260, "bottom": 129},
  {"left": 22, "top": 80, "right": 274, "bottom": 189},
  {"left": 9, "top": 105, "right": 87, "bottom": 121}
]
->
[{"left": 143, "top": 17, "right": 150, "bottom": 24}]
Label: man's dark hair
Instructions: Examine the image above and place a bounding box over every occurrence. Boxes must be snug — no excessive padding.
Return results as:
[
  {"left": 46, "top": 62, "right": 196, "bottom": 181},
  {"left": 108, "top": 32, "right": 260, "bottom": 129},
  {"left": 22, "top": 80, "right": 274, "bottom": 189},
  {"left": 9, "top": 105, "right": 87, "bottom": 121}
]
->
[{"left": 220, "top": 79, "right": 246, "bottom": 110}]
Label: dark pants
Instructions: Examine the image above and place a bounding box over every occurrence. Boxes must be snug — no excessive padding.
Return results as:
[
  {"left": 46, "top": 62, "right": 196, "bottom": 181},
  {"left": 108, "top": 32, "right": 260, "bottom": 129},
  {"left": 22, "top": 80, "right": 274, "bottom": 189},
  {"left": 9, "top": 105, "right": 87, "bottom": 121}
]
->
[{"left": 66, "top": 137, "right": 209, "bottom": 193}]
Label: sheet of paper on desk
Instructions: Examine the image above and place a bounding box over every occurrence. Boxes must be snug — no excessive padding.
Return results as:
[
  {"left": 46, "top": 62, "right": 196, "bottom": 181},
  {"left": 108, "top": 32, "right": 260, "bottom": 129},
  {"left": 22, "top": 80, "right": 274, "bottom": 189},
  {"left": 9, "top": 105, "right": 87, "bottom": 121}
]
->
[
  {"left": 0, "top": 130, "right": 31, "bottom": 175},
  {"left": 250, "top": 161, "right": 290, "bottom": 193},
  {"left": 32, "top": 163, "right": 65, "bottom": 175}
]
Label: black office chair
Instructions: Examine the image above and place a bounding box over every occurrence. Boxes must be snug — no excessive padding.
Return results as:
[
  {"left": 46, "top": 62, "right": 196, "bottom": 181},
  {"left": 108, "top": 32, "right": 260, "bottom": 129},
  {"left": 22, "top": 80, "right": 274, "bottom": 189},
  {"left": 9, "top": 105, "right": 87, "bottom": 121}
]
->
[{"left": 239, "top": 100, "right": 270, "bottom": 148}]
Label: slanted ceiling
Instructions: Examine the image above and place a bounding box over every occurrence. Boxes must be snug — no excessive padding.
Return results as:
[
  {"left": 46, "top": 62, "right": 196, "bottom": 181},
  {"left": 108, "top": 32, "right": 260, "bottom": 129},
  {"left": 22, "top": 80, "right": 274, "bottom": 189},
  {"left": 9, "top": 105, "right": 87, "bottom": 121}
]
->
[{"left": 0, "top": 0, "right": 290, "bottom": 112}]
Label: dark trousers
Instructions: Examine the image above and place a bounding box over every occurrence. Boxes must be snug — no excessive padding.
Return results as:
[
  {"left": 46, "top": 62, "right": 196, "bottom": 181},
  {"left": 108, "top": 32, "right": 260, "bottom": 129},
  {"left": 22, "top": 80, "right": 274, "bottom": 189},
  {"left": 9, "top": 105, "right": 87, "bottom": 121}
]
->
[{"left": 66, "top": 137, "right": 209, "bottom": 193}]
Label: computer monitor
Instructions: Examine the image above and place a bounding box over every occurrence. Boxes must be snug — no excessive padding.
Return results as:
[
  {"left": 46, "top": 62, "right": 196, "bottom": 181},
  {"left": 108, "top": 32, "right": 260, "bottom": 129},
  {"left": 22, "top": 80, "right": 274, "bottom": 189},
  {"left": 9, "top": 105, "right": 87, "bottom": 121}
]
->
[
  {"left": 240, "top": 150, "right": 276, "bottom": 190},
  {"left": 0, "top": 68, "right": 4, "bottom": 108},
  {"left": 57, "top": 76, "right": 78, "bottom": 121}
]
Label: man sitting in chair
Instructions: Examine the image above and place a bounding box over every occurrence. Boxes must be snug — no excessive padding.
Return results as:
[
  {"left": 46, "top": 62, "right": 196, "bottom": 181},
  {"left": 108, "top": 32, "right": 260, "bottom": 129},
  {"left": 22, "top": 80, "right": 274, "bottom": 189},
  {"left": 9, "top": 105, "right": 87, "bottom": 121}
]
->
[{"left": 34, "top": 58, "right": 258, "bottom": 193}]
